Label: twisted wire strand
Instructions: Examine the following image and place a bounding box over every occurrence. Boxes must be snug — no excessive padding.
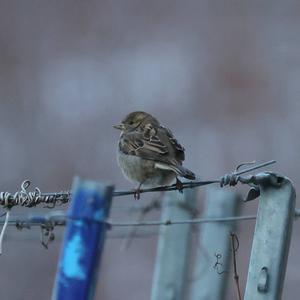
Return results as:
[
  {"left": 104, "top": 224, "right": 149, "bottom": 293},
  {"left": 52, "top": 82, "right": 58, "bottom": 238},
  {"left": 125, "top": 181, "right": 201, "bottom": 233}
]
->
[
  {"left": 2, "top": 208, "right": 300, "bottom": 228},
  {"left": 0, "top": 160, "right": 276, "bottom": 208}
]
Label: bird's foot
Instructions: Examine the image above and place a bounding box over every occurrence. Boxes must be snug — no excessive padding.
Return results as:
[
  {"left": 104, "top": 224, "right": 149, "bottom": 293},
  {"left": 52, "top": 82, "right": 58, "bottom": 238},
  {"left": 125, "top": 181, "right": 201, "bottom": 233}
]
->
[
  {"left": 133, "top": 188, "right": 141, "bottom": 200},
  {"left": 176, "top": 178, "right": 184, "bottom": 193}
]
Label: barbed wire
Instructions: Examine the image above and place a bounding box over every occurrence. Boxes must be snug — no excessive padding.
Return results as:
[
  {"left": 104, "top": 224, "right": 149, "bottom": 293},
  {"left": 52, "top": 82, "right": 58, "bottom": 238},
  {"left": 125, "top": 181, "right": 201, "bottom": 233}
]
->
[
  {"left": 107, "top": 215, "right": 258, "bottom": 227},
  {"left": 0, "top": 159, "right": 277, "bottom": 251},
  {"left": 2, "top": 208, "right": 299, "bottom": 228},
  {"left": 110, "top": 209, "right": 300, "bottom": 227},
  {"left": 0, "top": 160, "right": 276, "bottom": 208},
  {"left": 1, "top": 207, "right": 299, "bottom": 249},
  {"left": 0, "top": 213, "right": 257, "bottom": 228}
]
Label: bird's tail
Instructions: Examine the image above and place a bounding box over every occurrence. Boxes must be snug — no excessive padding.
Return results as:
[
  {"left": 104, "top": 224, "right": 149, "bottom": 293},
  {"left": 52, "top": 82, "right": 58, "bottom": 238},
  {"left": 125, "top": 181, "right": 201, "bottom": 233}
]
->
[
  {"left": 174, "top": 165, "right": 196, "bottom": 180},
  {"left": 155, "top": 162, "right": 196, "bottom": 180}
]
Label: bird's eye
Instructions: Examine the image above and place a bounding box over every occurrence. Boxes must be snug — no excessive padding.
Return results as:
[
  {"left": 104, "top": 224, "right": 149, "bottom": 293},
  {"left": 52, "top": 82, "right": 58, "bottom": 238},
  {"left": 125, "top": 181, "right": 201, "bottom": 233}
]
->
[{"left": 129, "top": 121, "right": 134, "bottom": 125}]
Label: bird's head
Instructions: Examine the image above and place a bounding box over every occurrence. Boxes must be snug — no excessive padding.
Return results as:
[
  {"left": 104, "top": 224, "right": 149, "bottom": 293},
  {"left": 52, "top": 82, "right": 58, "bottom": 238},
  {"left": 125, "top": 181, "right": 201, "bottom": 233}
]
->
[{"left": 113, "top": 111, "right": 159, "bottom": 132}]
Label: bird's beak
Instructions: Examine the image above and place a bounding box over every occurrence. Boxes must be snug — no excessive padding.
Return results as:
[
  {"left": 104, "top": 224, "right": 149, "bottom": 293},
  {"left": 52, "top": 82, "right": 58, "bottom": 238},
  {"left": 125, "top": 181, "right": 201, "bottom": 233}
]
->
[{"left": 113, "top": 123, "right": 124, "bottom": 130}]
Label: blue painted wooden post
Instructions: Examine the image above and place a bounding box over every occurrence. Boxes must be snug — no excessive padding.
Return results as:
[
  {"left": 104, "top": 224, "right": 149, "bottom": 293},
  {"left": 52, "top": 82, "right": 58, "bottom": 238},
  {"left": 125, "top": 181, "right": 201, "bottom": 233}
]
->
[{"left": 52, "top": 178, "right": 114, "bottom": 300}]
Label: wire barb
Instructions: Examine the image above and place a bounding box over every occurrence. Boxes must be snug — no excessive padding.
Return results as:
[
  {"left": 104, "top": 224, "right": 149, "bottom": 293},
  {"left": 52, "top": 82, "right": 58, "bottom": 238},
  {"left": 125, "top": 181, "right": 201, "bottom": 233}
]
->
[{"left": 40, "top": 222, "right": 55, "bottom": 249}]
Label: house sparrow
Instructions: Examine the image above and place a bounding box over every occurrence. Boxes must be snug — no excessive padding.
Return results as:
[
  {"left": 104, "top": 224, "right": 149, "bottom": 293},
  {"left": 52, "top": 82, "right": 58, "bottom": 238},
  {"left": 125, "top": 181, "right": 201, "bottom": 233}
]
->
[{"left": 113, "top": 111, "right": 195, "bottom": 199}]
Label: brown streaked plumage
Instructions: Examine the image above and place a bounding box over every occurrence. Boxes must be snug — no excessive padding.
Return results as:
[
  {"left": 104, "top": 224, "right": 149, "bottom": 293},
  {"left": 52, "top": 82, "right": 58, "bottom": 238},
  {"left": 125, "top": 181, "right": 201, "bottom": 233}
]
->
[{"left": 113, "top": 111, "right": 195, "bottom": 199}]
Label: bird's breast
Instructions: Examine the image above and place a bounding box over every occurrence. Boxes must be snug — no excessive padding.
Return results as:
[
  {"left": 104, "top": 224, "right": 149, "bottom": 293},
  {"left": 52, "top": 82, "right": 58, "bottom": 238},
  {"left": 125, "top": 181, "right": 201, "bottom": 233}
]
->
[
  {"left": 117, "top": 151, "right": 153, "bottom": 183},
  {"left": 117, "top": 151, "right": 175, "bottom": 186}
]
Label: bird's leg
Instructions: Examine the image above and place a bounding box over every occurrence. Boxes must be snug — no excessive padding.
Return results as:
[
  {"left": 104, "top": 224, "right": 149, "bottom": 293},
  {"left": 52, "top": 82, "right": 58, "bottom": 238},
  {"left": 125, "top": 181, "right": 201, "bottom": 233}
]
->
[
  {"left": 133, "top": 183, "right": 143, "bottom": 200},
  {"left": 176, "top": 177, "right": 184, "bottom": 193}
]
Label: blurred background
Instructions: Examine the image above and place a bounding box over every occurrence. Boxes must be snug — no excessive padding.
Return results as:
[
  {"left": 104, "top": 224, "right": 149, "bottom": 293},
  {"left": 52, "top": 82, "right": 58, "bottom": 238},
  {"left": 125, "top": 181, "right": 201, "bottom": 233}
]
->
[{"left": 0, "top": 0, "right": 299, "bottom": 299}]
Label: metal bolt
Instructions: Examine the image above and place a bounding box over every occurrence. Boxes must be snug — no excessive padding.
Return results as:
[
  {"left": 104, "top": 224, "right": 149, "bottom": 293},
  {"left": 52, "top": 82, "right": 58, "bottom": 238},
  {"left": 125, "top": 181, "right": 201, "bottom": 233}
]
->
[{"left": 257, "top": 267, "right": 269, "bottom": 293}]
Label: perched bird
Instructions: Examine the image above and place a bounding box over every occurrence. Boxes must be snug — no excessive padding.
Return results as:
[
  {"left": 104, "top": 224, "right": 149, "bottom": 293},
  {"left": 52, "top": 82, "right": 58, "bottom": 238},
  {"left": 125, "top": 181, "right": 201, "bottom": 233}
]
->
[{"left": 113, "top": 111, "right": 196, "bottom": 199}]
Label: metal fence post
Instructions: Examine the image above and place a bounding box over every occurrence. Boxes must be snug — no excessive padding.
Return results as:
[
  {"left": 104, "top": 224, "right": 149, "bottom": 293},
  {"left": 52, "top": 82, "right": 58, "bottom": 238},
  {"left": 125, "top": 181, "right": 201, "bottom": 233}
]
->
[
  {"left": 190, "top": 187, "right": 240, "bottom": 300},
  {"left": 52, "top": 178, "right": 114, "bottom": 300},
  {"left": 151, "top": 189, "right": 196, "bottom": 300},
  {"left": 244, "top": 173, "right": 296, "bottom": 300}
]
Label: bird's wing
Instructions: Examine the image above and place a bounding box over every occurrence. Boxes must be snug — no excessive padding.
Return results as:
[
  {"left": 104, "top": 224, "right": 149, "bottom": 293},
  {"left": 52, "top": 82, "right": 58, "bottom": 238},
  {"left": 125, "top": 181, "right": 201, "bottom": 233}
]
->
[
  {"left": 158, "top": 125, "right": 185, "bottom": 161},
  {"left": 119, "top": 124, "right": 185, "bottom": 167}
]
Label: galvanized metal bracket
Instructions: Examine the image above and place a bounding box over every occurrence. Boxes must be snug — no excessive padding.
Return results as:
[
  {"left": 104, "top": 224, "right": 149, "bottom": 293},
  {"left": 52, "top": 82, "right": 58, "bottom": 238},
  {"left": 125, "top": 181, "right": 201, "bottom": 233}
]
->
[{"left": 243, "top": 172, "right": 296, "bottom": 300}]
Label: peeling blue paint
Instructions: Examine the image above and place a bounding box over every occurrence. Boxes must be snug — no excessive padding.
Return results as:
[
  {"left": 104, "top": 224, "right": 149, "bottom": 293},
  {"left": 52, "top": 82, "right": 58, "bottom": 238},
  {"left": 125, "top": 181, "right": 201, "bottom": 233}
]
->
[
  {"left": 73, "top": 220, "right": 83, "bottom": 227},
  {"left": 93, "top": 210, "right": 104, "bottom": 221},
  {"left": 62, "top": 233, "right": 86, "bottom": 280}
]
